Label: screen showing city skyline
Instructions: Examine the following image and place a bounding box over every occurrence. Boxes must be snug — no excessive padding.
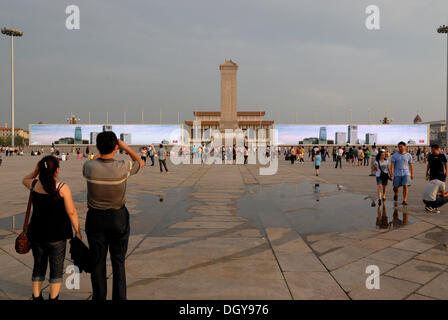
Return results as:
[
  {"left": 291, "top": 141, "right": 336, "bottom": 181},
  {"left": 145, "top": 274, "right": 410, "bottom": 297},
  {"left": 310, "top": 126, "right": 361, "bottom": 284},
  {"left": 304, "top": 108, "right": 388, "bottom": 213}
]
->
[
  {"left": 276, "top": 124, "right": 429, "bottom": 145},
  {"left": 29, "top": 124, "right": 182, "bottom": 145}
]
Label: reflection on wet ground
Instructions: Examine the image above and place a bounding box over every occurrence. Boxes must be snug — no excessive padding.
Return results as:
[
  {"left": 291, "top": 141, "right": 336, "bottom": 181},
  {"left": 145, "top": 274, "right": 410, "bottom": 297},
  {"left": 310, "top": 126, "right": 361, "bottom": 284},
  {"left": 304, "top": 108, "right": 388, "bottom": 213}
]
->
[
  {"left": 376, "top": 204, "right": 410, "bottom": 230},
  {"left": 0, "top": 181, "right": 419, "bottom": 239},
  {"left": 130, "top": 187, "right": 197, "bottom": 236},
  {"left": 237, "top": 181, "right": 417, "bottom": 237}
]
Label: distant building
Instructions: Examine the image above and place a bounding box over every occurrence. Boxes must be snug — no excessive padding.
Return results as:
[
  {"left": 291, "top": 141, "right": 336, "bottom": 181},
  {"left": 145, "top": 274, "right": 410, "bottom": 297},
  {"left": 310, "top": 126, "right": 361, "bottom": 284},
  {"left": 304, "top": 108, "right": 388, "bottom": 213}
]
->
[
  {"left": 335, "top": 132, "right": 347, "bottom": 145},
  {"left": 90, "top": 132, "right": 100, "bottom": 145},
  {"left": 120, "top": 133, "right": 132, "bottom": 145},
  {"left": 414, "top": 114, "right": 423, "bottom": 124},
  {"left": 0, "top": 126, "right": 30, "bottom": 140},
  {"left": 319, "top": 127, "right": 327, "bottom": 144},
  {"left": 348, "top": 125, "right": 358, "bottom": 144},
  {"left": 423, "top": 120, "right": 446, "bottom": 146},
  {"left": 55, "top": 137, "right": 75, "bottom": 144},
  {"left": 301, "top": 137, "right": 319, "bottom": 145},
  {"left": 185, "top": 60, "right": 274, "bottom": 144},
  {"left": 365, "top": 133, "right": 378, "bottom": 145},
  {"left": 74, "top": 126, "right": 82, "bottom": 143}
]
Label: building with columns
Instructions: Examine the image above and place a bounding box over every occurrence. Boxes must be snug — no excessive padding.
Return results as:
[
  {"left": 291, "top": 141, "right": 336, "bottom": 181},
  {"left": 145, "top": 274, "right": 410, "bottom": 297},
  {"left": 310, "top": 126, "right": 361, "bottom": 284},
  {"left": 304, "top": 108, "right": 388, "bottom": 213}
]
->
[{"left": 185, "top": 60, "right": 274, "bottom": 144}]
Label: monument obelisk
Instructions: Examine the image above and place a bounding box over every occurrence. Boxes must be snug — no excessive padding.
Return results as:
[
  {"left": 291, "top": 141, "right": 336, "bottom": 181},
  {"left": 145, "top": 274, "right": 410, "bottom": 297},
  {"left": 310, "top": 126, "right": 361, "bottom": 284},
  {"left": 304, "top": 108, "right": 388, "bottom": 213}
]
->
[{"left": 219, "top": 59, "right": 239, "bottom": 130}]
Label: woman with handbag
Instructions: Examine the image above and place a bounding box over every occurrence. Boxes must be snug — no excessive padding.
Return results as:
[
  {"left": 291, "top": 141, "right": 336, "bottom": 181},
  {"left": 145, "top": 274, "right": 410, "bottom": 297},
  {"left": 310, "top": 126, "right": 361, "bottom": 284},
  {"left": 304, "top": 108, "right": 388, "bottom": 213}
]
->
[
  {"left": 373, "top": 149, "right": 392, "bottom": 206},
  {"left": 22, "top": 155, "right": 82, "bottom": 301}
]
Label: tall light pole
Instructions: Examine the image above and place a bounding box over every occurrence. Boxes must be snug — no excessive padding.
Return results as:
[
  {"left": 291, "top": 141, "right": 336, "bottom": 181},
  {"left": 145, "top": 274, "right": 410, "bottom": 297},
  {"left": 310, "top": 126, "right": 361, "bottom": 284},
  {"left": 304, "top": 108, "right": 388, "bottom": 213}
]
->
[
  {"left": 1, "top": 27, "right": 23, "bottom": 147},
  {"left": 438, "top": 25, "right": 448, "bottom": 147}
]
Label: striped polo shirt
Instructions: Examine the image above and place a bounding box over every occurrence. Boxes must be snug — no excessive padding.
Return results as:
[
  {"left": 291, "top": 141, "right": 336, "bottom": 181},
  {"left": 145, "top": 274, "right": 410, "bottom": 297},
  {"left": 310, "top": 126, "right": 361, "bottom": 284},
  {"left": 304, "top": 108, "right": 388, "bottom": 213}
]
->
[{"left": 82, "top": 158, "right": 140, "bottom": 210}]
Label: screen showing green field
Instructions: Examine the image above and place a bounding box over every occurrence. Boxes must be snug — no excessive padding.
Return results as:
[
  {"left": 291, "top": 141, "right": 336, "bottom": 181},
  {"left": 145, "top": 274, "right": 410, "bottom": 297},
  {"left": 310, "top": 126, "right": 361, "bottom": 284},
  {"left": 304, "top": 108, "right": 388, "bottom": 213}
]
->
[
  {"left": 30, "top": 124, "right": 182, "bottom": 145},
  {"left": 276, "top": 124, "right": 429, "bottom": 145}
]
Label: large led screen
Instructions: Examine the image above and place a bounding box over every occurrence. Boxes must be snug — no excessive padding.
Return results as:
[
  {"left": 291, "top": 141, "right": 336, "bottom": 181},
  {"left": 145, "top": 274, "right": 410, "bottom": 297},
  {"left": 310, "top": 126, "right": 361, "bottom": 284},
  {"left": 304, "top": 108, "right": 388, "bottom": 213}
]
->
[
  {"left": 276, "top": 124, "right": 429, "bottom": 145},
  {"left": 30, "top": 124, "right": 182, "bottom": 145}
]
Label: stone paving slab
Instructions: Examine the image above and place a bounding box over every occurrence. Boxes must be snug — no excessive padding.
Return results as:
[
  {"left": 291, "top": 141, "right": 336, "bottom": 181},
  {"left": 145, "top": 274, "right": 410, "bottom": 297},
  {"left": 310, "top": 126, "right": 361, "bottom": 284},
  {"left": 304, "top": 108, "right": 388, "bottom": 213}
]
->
[
  {"left": 319, "top": 246, "right": 376, "bottom": 271},
  {"left": 367, "top": 247, "right": 417, "bottom": 266},
  {"left": 126, "top": 277, "right": 292, "bottom": 300},
  {"left": 385, "top": 259, "right": 446, "bottom": 284},
  {"left": 376, "top": 229, "right": 422, "bottom": 241},
  {"left": 417, "top": 272, "right": 448, "bottom": 299},
  {"left": 284, "top": 271, "right": 348, "bottom": 300},
  {"left": 348, "top": 276, "right": 420, "bottom": 300},
  {"left": 331, "top": 257, "right": 396, "bottom": 293},
  {"left": 406, "top": 293, "right": 436, "bottom": 300},
  {"left": 391, "top": 238, "right": 439, "bottom": 253},
  {"left": 415, "top": 248, "right": 448, "bottom": 265},
  {"left": 352, "top": 238, "right": 398, "bottom": 251}
]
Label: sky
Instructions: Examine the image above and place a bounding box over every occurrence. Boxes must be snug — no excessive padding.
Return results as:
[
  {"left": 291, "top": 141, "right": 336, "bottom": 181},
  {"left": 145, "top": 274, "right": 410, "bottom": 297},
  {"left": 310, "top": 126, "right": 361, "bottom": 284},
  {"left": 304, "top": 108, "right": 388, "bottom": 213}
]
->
[{"left": 0, "top": 0, "right": 447, "bottom": 130}]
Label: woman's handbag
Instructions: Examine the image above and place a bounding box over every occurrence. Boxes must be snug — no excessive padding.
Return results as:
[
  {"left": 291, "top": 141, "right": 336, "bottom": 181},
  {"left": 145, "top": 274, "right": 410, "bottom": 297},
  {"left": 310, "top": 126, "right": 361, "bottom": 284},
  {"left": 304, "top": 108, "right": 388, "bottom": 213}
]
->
[
  {"left": 15, "top": 180, "right": 37, "bottom": 254},
  {"left": 377, "top": 161, "right": 390, "bottom": 183}
]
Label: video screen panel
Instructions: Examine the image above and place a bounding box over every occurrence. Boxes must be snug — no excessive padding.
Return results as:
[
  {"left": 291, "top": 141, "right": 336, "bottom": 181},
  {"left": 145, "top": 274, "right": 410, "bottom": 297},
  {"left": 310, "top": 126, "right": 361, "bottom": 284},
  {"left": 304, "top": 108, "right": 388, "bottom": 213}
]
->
[
  {"left": 29, "top": 124, "right": 182, "bottom": 145},
  {"left": 276, "top": 124, "right": 429, "bottom": 145}
]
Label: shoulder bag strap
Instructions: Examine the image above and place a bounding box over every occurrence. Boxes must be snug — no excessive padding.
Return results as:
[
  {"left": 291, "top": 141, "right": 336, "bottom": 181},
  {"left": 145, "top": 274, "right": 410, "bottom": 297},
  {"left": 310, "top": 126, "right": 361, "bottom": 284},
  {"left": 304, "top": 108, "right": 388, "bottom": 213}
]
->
[
  {"left": 23, "top": 179, "right": 38, "bottom": 232},
  {"left": 377, "top": 160, "right": 388, "bottom": 176}
]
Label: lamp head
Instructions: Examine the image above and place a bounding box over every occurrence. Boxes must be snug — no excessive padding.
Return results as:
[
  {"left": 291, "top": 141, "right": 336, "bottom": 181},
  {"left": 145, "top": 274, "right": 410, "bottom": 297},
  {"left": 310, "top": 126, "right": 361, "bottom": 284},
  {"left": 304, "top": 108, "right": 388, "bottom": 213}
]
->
[
  {"left": 1, "top": 27, "right": 23, "bottom": 37},
  {"left": 437, "top": 25, "right": 448, "bottom": 34}
]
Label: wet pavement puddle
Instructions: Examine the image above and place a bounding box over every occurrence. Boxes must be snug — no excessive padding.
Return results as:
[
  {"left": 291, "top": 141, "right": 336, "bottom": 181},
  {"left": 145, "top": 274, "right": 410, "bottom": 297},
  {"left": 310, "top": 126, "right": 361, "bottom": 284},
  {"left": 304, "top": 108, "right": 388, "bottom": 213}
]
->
[{"left": 0, "top": 181, "right": 419, "bottom": 240}]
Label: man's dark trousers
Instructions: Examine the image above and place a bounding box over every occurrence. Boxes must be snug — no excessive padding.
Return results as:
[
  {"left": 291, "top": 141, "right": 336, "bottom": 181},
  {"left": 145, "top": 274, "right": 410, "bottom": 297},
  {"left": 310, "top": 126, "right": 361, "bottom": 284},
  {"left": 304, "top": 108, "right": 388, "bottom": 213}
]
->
[
  {"left": 335, "top": 156, "right": 342, "bottom": 168},
  {"left": 86, "top": 206, "right": 130, "bottom": 300},
  {"left": 159, "top": 159, "right": 168, "bottom": 172}
]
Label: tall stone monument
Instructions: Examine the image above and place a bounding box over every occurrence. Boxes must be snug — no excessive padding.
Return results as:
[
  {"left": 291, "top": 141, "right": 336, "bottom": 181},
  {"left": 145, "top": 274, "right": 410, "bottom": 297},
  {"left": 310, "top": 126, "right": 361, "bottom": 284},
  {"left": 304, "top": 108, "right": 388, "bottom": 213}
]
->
[{"left": 219, "top": 59, "right": 239, "bottom": 130}]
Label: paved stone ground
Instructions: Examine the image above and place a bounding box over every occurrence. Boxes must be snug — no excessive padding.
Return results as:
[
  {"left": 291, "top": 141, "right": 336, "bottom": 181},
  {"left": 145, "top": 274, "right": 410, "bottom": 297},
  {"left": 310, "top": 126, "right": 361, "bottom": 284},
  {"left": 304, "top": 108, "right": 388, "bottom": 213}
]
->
[{"left": 0, "top": 155, "right": 448, "bottom": 300}]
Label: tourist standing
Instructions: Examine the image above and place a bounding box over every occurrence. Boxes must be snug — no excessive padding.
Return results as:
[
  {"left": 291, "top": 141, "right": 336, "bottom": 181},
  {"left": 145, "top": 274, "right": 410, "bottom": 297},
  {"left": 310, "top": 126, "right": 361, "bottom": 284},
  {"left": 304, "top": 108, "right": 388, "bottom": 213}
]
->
[
  {"left": 299, "top": 147, "right": 305, "bottom": 163},
  {"left": 357, "top": 147, "right": 364, "bottom": 167},
  {"left": 140, "top": 147, "right": 147, "bottom": 164},
  {"left": 390, "top": 141, "right": 414, "bottom": 205},
  {"left": 364, "top": 147, "right": 370, "bottom": 166},
  {"left": 373, "top": 149, "right": 391, "bottom": 205},
  {"left": 314, "top": 151, "right": 321, "bottom": 176},
  {"left": 335, "top": 146, "right": 343, "bottom": 168},
  {"left": 370, "top": 145, "right": 378, "bottom": 176},
  {"left": 158, "top": 144, "right": 168, "bottom": 172},
  {"left": 23, "top": 156, "right": 81, "bottom": 301},
  {"left": 148, "top": 145, "right": 155, "bottom": 166},
  {"left": 83, "top": 132, "right": 144, "bottom": 300},
  {"left": 426, "top": 144, "right": 447, "bottom": 182},
  {"left": 290, "top": 147, "right": 296, "bottom": 165}
]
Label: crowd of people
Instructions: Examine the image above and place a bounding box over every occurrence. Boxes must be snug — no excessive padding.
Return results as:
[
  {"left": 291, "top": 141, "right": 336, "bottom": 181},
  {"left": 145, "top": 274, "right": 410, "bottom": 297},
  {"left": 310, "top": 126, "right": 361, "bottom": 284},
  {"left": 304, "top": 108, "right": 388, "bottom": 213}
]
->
[{"left": 281, "top": 143, "right": 448, "bottom": 214}]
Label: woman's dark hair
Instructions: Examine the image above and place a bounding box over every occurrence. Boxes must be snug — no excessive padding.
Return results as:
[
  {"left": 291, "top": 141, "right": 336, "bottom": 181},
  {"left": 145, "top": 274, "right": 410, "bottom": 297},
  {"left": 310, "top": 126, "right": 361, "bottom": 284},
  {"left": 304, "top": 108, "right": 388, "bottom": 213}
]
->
[
  {"left": 38, "top": 155, "right": 60, "bottom": 199},
  {"left": 376, "top": 150, "right": 384, "bottom": 162},
  {"left": 96, "top": 131, "right": 118, "bottom": 154}
]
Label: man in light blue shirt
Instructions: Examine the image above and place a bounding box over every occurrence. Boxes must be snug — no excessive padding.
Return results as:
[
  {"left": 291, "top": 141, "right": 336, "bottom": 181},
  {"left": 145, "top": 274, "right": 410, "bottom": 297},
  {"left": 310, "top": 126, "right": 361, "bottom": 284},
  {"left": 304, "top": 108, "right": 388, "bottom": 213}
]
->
[{"left": 390, "top": 141, "right": 414, "bottom": 205}]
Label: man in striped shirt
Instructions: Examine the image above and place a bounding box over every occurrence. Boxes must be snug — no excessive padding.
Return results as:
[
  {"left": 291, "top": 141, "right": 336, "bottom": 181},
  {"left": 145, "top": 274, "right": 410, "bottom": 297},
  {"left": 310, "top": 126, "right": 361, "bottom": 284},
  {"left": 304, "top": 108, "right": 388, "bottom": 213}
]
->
[{"left": 83, "top": 131, "right": 144, "bottom": 300}]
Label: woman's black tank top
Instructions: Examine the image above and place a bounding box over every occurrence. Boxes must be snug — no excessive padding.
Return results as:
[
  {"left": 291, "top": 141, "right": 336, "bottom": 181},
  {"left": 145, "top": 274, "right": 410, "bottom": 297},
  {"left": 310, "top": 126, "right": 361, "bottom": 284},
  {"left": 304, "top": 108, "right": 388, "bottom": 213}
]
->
[{"left": 27, "top": 181, "right": 73, "bottom": 242}]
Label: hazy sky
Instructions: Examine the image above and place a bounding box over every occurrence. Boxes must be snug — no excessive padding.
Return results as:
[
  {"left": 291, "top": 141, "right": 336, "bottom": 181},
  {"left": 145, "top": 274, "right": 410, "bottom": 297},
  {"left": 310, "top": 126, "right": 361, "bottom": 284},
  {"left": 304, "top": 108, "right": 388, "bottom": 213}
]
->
[{"left": 0, "top": 0, "right": 447, "bottom": 129}]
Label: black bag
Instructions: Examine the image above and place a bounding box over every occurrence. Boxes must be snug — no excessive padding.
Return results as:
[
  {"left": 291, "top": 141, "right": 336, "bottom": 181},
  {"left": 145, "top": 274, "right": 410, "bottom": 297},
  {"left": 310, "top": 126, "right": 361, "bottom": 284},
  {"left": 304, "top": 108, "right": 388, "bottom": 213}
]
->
[
  {"left": 69, "top": 237, "right": 92, "bottom": 273},
  {"left": 377, "top": 160, "right": 390, "bottom": 183}
]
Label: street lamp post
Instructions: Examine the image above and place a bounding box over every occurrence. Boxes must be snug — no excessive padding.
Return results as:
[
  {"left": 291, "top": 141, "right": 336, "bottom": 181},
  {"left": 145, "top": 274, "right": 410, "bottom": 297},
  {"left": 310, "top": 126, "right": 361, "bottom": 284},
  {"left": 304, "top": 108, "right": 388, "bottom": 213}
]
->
[
  {"left": 438, "top": 25, "right": 448, "bottom": 148},
  {"left": 1, "top": 27, "right": 23, "bottom": 148}
]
